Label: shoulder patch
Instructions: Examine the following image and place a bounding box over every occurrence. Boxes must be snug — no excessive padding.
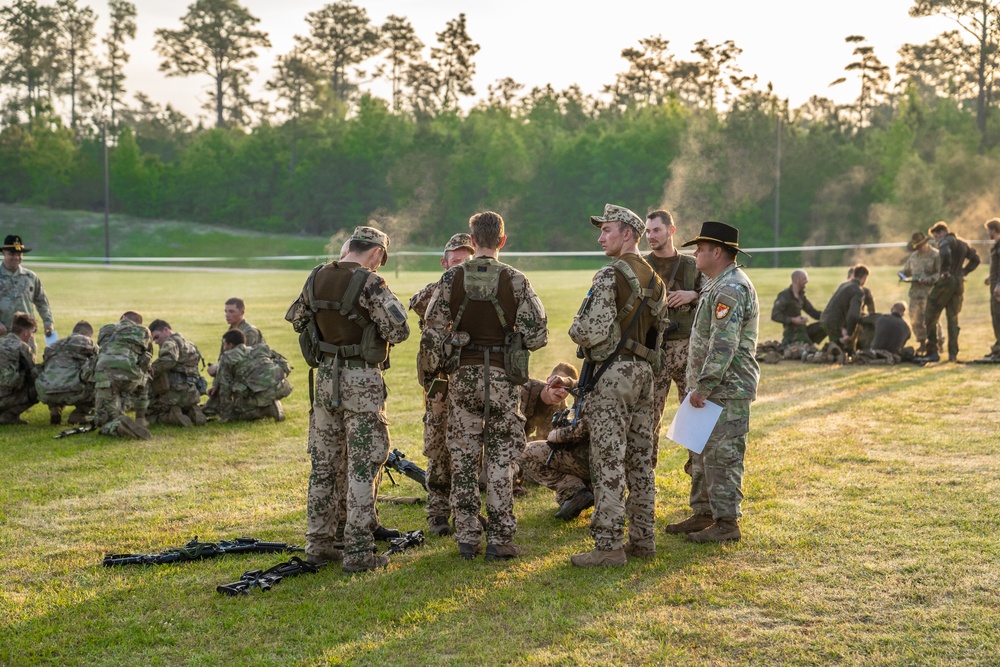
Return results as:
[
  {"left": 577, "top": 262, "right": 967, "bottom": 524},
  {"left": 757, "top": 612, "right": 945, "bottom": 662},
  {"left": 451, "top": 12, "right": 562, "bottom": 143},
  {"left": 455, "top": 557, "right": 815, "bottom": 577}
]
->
[{"left": 715, "top": 302, "right": 731, "bottom": 320}]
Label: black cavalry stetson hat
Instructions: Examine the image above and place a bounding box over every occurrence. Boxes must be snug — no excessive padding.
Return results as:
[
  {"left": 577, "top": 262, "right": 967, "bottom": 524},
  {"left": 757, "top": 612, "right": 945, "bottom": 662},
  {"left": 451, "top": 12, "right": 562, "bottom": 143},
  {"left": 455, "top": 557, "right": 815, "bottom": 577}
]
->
[
  {"left": 680, "top": 221, "right": 751, "bottom": 258},
  {"left": 2, "top": 235, "right": 30, "bottom": 253}
]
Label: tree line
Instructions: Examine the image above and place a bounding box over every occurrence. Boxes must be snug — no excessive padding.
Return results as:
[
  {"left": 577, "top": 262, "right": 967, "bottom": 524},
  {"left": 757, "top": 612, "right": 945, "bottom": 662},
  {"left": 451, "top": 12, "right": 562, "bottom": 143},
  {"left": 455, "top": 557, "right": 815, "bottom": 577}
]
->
[{"left": 2, "top": 0, "right": 1000, "bottom": 259}]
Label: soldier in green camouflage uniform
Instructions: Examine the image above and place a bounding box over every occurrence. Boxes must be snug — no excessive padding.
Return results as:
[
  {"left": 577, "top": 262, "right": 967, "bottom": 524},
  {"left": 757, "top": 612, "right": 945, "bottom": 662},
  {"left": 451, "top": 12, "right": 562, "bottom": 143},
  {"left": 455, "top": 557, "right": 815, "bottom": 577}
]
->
[
  {"left": 563, "top": 204, "right": 668, "bottom": 567},
  {"left": 410, "top": 232, "right": 474, "bottom": 536},
  {"left": 147, "top": 320, "right": 207, "bottom": 426},
  {"left": 215, "top": 330, "right": 292, "bottom": 422},
  {"left": 0, "top": 312, "right": 39, "bottom": 425},
  {"left": 424, "top": 212, "right": 548, "bottom": 562},
  {"left": 286, "top": 226, "right": 410, "bottom": 573},
  {"left": 900, "top": 232, "right": 941, "bottom": 355},
  {"left": 93, "top": 311, "right": 153, "bottom": 439},
  {"left": 205, "top": 298, "right": 265, "bottom": 416},
  {"left": 983, "top": 219, "right": 1000, "bottom": 358},
  {"left": 0, "top": 235, "right": 54, "bottom": 354},
  {"left": 35, "top": 320, "right": 99, "bottom": 425},
  {"left": 666, "top": 221, "right": 759, "bottom": 544}
]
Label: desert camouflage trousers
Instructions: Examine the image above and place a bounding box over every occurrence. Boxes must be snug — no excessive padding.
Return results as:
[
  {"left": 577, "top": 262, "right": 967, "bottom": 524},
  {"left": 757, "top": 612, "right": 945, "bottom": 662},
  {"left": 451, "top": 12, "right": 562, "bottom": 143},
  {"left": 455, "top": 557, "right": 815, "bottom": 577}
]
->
[
  {"left": 584, "top": 360, "right": 656, "bottom": 552},
  {"left": 925, "top": 277, "right": 964, "bottom": 356},
  {"left": 688, "top": 398, "right": 750, "bottom": 520},
  {"left": 651, "top": 339, "right": 690, "bottom": 467},
  {"left": 94, "top": 376, "right": 148, "bottom": 436},
  {"left": 422, "top": 402, "right": 451, "bottom": 521},
  {"left": 519, "top": 439, "right": 590, "bottom": 504},
  {"left": 447, "top": 364, "right": 524, "bottom": 547},
  {"left": 307, "top": 364, "right": 390, "bottom": 567}
]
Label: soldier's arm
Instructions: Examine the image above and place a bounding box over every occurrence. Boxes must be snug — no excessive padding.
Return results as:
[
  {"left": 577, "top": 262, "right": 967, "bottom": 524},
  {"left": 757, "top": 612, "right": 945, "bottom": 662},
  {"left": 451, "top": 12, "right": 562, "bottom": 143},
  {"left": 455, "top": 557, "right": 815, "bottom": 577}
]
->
[
  {"left": 363, "top": 275, "right": 409, "bottom": 344},
  {"left": 409, "top": 282, "right": 436, "bottom": 322},
  {"left": 938, "top": 239, "right": 954, "bottom": 276},
  {"left": 803, "top": 295, "right": 822, "bottom": 320},
  {"left": 32, "top": 275, "right": 55, "bottom": 331},
  {"left": 568, "top": 267, "right": 617, "bottom": 348},
  {"left": 963, "top": 246, "right": 981, "bottom": 276},
  {"left": 284, "top": 283, "right": 312, "bottom": 332},
  {"left": 770, "top": 291, "right": 791, "bottom": 324},
  {"left": 846, "top": 290, "right": 864, "bottom": 334},
  {"left": 690, "top": 285, "right": 746, "bottom": 397},
  {"left": 151, "top": 340, "right": 179, "bottom": 376},
  {"left": 424, "top": 273, "right": 455, "bottom": 336},
  {"left": 514, "top": 273, "right": 548, "bottom": 351}
]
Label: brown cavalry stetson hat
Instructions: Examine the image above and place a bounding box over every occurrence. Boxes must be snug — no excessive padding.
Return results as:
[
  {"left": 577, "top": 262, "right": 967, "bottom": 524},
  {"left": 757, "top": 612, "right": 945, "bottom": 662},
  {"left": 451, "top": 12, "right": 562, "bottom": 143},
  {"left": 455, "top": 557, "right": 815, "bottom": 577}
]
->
[{"left": 681, "top": 221, "right": 751, "bottom": 257}]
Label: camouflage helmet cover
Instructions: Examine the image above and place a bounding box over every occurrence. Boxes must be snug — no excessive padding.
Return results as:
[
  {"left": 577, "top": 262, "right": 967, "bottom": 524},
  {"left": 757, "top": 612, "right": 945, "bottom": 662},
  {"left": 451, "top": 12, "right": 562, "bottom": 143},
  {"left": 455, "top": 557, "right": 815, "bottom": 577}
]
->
[
  {"left": 590, "top": 203, "right": 645, "bottom": 237},
  {"left": 350, "top": 226, "right": 390, "bottom": 266}
]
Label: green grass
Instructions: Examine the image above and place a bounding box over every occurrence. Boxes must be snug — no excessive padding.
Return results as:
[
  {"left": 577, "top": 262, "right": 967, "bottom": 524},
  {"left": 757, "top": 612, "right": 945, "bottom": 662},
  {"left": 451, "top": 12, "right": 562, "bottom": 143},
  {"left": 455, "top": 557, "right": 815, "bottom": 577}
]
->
[{"left": 2, "top": 262, "right": 999, "bottom": 666}]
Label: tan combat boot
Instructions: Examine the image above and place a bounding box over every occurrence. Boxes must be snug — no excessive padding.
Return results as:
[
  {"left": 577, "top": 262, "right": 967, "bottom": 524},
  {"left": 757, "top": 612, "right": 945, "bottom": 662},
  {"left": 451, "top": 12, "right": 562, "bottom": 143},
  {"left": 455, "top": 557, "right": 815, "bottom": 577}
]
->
[
  {"left": 49, "top": 405, "right": 63, "bottom": 425},
  {"left": 305, "top": 547, "right": 343, "bottom": 565},
  {"left": 342, "top": 554, "right": 389, "bottom": 573},
  {"left": 485, "top": 543, "right": 521, "bottom": 562},
  {"left": 117, "top": 415, "right": 152, "bottom": 440},
  {"left": 664, "top": 513, "right": 715, "bottom": 534},
  {"left": 133, "top": 409, "right": 149, "bottom": 429},
  {"left": 686, "top": 518, "right": 741, "bottom": 543},
  {"left": 166, "top": 406, "right": 192, "bottom": 427},
  {"left": 570, "top": 548, "right": 626, "bottom": 567},
  {"left": 623, "top": 542, "right": 655, "bottom": 559}
]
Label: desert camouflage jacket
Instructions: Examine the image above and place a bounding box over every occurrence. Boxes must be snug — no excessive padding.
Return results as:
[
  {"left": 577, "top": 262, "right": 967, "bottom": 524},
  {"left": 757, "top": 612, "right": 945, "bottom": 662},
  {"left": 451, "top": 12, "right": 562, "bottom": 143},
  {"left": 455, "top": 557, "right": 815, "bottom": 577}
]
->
[
  {"left": 686, "top": 262, "right": 760, "bottom": 400},
  {"left": 0, "top": 264, "right": 53, "bottom": 330},
  {"left": 902, "top": 249, "right": 941, "bottom": 296}
]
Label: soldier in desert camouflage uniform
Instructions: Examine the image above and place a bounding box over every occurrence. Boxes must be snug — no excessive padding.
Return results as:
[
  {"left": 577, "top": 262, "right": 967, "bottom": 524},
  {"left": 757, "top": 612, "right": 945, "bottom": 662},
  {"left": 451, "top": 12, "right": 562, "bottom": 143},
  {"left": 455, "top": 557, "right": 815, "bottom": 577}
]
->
[
  {"left": 286, "top": 226, "right": 409, "bottom": 573},
  {"left": 204, "top": 297, "right": 265, "bottom": 416},
  {"left": 410, "top": 232, "right": 474, "bottom": 537},
  {"left": 147, "top": 320, "right": 207, "bottom": 427},
  {"left": 665, "top": 221, "right": 759, "bottom": 544},
  {"left": 93, "top": 311, "right": 153, "bottom": 439},
  {"left": 0, "top": 235, "right": 54, "bottom": 354},
  {"left": 35, "top": 320, "right": 99, "bottom": 425},
  {"left": 0, "top": 312, "right": 39, "bottom": 425},
  {"left": 423, "top": 211, "right": 548, "bottom": 562},
  {"left": 560, "top": 203, "right": 668, "bottom": 567},
  {"left": 900, "top": 232, "right": 941, "bottom": 355},
  {"left": 215, "top": 329, "right": 292, "bottom": 422}
]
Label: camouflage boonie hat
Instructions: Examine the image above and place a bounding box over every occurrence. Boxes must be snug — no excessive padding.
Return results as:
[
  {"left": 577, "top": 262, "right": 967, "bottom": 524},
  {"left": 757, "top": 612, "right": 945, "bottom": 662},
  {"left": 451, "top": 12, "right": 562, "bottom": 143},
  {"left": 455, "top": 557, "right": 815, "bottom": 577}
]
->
[
  {"left": 590, "top": 203, "right": 645, "bottom": 237},
  {"left": 350, "top": 226, "right": 390, "bottom": 266},
  {"left": 2, "top": 234, "right": 30, "bottom": 253},
  {"left": 443, "top": 233, "right": 473, "bottom": 254}
]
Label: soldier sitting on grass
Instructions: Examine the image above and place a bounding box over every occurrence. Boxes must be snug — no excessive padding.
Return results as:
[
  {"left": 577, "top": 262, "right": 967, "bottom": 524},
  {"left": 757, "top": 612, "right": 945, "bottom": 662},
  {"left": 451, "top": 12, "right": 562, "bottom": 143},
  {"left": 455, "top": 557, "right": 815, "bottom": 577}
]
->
[
  {"left": 0, "top": 312, "right": 39, "bottom": 425},
  {"left": 35, "top": 320, "right": 99, "bottom": 425},
  {"left": 215, "top": 329, "right": 292, "bottom": 423}
]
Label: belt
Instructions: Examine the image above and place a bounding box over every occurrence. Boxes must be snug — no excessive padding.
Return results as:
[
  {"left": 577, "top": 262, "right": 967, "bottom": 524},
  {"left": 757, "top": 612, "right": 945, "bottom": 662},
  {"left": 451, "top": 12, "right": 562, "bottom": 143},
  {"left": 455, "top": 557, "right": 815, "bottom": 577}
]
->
[{"left": 340, "top": 359, "right": 382, "bottom": 370}]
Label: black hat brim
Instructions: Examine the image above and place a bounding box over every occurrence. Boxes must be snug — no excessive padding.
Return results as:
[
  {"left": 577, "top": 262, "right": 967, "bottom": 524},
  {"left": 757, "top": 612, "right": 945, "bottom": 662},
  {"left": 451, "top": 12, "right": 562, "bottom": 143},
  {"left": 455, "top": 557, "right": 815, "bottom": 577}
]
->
[{"left": 680, "top": 235, "right": 751, "bottom": 258}]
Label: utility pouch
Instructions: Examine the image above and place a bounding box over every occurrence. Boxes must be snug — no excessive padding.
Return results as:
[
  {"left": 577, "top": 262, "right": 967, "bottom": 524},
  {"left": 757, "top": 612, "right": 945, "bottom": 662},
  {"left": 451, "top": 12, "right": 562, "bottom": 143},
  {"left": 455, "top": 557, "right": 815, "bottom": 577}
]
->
[{"left": 503, "top": 331, "right": 530, "bottom": 385}]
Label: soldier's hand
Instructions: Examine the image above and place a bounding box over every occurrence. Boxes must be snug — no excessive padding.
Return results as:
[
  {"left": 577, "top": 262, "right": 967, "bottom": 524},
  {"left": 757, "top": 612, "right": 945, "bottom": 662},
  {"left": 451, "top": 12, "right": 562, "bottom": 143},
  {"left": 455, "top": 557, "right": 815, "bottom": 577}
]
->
[
  {"left": 207, "top": 363, "right": 219, "bottom": 377},
  {"left": 994, "top": 285, "right": 1000, "bottom": 300},
  {"left": 45, "top": 326, "right": 53, "bottom": 336},
  {"left": 0, "top": 323, "right": 6, "bottom": 336},
  {"left": 689, "top": 391, "right": 707, "bottom": 408},
  {"left": 791, "top": 316, "right": 807, "bottom": 325},
  {"left": 429, "top": 391, "right": 447, "bottom": 416},
  {"left": 547, "top": 375, "right": 575, "bottom": 390},
  {"left": 666, "top": 289, "right": 698, "bottom": 308}
]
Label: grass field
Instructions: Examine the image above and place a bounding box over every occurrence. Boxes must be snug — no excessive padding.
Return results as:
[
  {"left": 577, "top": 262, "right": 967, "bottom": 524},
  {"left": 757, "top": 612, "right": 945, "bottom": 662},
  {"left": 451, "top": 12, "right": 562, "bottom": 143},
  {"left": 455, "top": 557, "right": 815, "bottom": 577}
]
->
[{"left": 2, "top": 262, "right": 999, "bottom": 666}]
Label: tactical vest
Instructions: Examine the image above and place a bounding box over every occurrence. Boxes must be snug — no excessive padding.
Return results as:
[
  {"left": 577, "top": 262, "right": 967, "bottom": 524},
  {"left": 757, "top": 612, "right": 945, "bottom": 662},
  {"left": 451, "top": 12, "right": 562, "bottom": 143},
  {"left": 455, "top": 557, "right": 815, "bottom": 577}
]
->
[
  {"left": 450, "top": 260, "right": 529, "bottom": 384},
  {"left": 666, "top": 256, "right": 699, "bottom": 340},
  {"left": 582, "top": 258, "right": 664, "bottom": 368},
  {"left": 299, "top": 262, "right": 389, "bottom": 368}
]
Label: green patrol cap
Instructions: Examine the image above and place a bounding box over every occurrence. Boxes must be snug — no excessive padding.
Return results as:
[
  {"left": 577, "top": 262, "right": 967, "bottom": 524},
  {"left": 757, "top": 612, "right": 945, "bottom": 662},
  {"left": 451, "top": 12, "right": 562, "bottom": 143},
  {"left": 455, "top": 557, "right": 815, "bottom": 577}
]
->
[
  {"left": 350, "top": 226, "right": 390, "bottom": 266},
  {"left": 590, "top": 203, "right": 645, "bottom": 237}
]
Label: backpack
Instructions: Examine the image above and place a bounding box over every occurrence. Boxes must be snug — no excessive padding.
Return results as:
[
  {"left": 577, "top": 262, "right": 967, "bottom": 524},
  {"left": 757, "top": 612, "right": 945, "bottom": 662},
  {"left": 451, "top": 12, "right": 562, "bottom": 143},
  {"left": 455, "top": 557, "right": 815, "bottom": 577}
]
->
[{"left": 451, "top": 261, "right": 529, "bottom": 385}]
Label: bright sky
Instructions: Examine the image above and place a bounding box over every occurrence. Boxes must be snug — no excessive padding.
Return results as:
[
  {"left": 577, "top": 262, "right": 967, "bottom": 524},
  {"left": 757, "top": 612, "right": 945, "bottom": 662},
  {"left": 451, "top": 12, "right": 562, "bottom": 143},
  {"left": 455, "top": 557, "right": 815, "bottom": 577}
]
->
[{"left": 97, "top": 0, "right": 956, "bottom": 123}]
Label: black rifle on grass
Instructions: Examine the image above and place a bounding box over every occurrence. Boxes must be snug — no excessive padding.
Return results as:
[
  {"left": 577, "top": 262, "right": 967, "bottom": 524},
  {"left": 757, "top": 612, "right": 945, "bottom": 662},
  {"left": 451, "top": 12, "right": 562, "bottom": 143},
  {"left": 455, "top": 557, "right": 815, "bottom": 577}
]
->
[
  {"left": 384, "top": 449, "right": 427, "bottom": 490},
  {"left": 216, "top": 556, "right": 321, "bottom": 596},
  {"left": 102, "top": 536, "right": 304, "bottom": 567},
  {"left": 54, "top": 422, "right": 96, "bottom": 438},
  {"left": 382, "top": 530, "right": 425, "bottom": 557}
]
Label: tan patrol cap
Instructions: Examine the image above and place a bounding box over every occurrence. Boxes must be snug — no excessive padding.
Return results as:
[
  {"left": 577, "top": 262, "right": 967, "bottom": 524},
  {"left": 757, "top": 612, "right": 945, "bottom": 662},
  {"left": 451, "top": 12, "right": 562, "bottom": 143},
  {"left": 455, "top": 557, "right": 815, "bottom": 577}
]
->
[
  {"left": 590, "top": 203, "right": 645, "bottom": 237},
  {"left": 443, "top": 233, "right": 473, "bottom": 254},
  {"left": 350, "top": 226, "right": 390, "bottom": 266}
]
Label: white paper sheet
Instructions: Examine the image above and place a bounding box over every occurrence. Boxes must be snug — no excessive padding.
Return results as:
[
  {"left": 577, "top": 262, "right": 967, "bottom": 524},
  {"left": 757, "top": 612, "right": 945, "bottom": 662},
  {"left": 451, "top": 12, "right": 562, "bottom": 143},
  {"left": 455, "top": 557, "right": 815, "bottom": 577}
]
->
[{"left": 665, "top": 392, "right": 724, "bottom": 454}]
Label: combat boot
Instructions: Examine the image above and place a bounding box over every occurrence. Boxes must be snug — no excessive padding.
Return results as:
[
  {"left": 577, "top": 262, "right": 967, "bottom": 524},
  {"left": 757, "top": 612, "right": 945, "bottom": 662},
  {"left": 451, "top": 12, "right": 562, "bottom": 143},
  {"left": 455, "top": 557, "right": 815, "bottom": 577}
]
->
[
  {"left": 342, "top": 554, "right": 389, "bottom": 573},
  {"left": 166, "top": 406, "right": 192, "bottom": 427},
  {"left": 67, "top": 407, "right": 90, "bottom": 425},
  {"left": 664, "top": 513, "right": 715, "bottom": 534},
  {"left": 189, "top": 406, "right": 207, "bottom": 426},
  {"left": 0, "top": 411, "right": 27, "bottom": 425},
  {"left": 554, "top": 488, "right": 594, "bottom": 521},
  {"left": 117, "top": 415, "right": 152, "bottom": 440},
  {"left": 428, "top": 516, "right": 452, "bottom": 537},
  {"left": 570, "top": 548, "right": 627, "bottom": 567},
  {"left": 373, "top": 525, "right": 401, "bottom": 541},
  {"left": 458, "top": 543, "right": 481, "bottom": 560},
  {"left": 485, "top": 543, "right": 521, "bottom": 561},
  {"left": 49, "top": 405, "right": 63, "bottom": 425},
  {"left": 267, "top": 400, "right": 286, "bottom": 422},
  {"left": 133, "top": 409, "right": 149, "bottom": 428},
  {"left": 686, "top": 518, "right": 741, "bottom": 543},
  {"left": 623, "top": 542, "right": 655, "bottom": 559},
  {"left": 305, "top": 548, "right": 343, "bottom": 565}
]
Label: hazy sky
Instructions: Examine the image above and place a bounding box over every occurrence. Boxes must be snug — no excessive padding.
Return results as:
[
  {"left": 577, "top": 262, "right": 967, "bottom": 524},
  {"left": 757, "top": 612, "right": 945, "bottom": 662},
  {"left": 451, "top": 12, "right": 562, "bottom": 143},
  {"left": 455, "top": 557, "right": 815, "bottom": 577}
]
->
[{"left": 94, "top": 0, "right": 956, "bottom": 123}]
